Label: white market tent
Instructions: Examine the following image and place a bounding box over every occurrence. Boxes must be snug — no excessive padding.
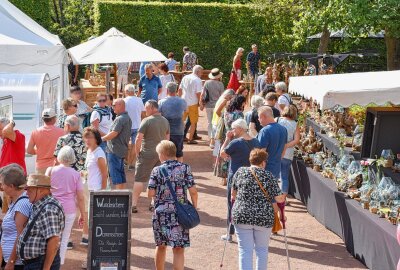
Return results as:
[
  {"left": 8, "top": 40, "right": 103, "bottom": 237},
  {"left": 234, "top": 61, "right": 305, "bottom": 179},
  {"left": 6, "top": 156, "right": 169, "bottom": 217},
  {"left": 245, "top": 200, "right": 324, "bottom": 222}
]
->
[
  {"left": 288, "top": 70, "right": 400, "bottom": 109},
  {"left": 0, "top": 0, "right": 69, "bottom": 103},
  {"left": 68, "top": 27, "right": 167, "bottom": 65}
]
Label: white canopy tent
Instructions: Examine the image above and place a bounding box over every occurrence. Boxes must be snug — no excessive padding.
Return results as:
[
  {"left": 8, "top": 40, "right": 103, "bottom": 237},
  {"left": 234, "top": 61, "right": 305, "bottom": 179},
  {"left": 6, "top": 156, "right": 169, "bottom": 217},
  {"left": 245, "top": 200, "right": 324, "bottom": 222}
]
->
[
  {"left": 288, "top": 70, "right": 400, "bottom": 109},
  {"left": 0, "top": 0, "right": 69, "bottom": 104},
  {"left": 68, "top": 27, "right": 167, "bottom": 64}
]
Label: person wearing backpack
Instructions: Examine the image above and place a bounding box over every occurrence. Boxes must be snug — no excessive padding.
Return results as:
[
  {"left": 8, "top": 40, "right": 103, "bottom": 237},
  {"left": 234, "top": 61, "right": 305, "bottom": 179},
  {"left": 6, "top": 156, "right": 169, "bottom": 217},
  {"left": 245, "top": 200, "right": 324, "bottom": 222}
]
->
[
  {"left": 0, "top": 164, "right": 31, "bottom": 270},
  {"left": 90, "top": 93, "right": 113, "bottom": 153},
  {"left": 275, "top": 82, "right": 292, "bottom": 113}
]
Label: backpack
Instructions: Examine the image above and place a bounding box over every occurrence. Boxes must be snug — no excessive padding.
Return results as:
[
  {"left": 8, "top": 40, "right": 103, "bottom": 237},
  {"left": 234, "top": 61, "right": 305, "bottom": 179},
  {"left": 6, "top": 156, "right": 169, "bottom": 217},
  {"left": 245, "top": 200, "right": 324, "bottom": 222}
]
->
[{"left": 82, "top": 106, "right": 111, "bottom": 129}]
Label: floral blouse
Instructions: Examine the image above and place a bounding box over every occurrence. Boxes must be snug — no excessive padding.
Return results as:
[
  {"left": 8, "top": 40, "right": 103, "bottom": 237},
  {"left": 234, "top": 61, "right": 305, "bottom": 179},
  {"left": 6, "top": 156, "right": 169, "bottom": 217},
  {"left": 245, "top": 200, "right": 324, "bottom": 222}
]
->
[
  {"left": 224, "top": 110, "right": 244, "bottom": 131},
  {"left": 232, "top": 166, "right": 282, "bottom": 228},
  {"left": 148, "top": 160, "right": 195, "bottom": 225}
]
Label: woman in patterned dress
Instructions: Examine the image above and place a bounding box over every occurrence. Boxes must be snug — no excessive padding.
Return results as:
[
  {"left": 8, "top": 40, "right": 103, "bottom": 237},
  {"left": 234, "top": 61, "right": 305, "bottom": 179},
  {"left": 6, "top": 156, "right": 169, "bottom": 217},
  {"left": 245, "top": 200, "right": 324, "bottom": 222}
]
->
[
  {"left": 232, "top": 148, "right": 285, "bottom": 270},
  {"left": 148, "top": 140, "right": 198, "bottom": 270}
]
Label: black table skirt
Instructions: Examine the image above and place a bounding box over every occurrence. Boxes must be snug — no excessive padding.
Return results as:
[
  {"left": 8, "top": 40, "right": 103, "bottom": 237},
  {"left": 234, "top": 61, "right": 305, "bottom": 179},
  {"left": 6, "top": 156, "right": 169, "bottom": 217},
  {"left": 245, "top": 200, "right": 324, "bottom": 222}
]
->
[{"left": 289, "top": 159, "right": 399, "bottom": 270}]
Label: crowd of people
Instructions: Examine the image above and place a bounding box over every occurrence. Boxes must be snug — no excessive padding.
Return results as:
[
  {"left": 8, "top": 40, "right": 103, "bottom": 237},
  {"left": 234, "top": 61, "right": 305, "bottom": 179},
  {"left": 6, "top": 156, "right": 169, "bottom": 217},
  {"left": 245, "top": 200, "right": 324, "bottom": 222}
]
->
[{"left": 0, "top": 43, "right": 302, "bottom": 270}]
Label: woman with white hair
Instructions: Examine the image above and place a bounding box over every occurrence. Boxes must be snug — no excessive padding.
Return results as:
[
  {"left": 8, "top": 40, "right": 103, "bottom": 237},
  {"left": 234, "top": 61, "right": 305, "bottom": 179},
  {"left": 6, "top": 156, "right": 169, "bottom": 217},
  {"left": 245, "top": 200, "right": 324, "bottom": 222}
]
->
[
  {"left": 275, "top": 81, "right": 292, "bottom": 112},
  {"left": 233, "top": 47, "right": 244, "bottom": 80},
  {"left": 245, "top": 95, "right": 264, "bottom": 126},
  {"left": 219, "top": 118, "right": 260, "bottom": 242},
  {"left": 46, "top": 146, "right": 86, "bottom": 265}
]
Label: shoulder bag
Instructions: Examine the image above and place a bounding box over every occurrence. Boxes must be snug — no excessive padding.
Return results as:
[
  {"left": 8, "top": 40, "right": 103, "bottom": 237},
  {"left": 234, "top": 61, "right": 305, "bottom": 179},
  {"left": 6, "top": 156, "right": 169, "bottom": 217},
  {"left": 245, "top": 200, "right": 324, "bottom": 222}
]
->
[
  {"left": 250, "top": 168, "right": 282, "bottom": 232},
  {"left": 160, "top": 166, "right": 200, "bottom": 230}
]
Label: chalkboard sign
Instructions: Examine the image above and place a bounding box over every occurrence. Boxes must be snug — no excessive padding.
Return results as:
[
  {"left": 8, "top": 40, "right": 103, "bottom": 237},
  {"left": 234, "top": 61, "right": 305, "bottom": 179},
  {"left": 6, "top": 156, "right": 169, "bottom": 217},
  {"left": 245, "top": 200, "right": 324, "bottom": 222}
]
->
[{"left": 87, "top": 191, "right": 132, "bottom": 270}]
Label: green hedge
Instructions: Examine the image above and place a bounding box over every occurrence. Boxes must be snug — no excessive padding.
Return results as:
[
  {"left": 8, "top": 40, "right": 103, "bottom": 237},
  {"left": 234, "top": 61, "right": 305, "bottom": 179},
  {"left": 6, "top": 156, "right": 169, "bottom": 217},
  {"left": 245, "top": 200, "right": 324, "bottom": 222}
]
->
[
  {"left": 96, "top": 1, "right": 291, "bottom": 78},
  {"left": 10, "top": 0, "right": 51, "bottom": 29}
]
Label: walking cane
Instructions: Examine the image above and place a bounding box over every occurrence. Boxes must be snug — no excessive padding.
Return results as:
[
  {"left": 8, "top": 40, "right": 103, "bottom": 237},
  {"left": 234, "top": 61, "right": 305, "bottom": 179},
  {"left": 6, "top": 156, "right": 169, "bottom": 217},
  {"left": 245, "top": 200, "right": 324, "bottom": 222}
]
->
[
  {"left": 219, "top": 221, "right": 231, "bottom": 269},
  {"left": 220, "top": 199, "right": 234, "bottom": 269},
  {"left": 278, "top": 202, "right": 291, "bottom": 270}
]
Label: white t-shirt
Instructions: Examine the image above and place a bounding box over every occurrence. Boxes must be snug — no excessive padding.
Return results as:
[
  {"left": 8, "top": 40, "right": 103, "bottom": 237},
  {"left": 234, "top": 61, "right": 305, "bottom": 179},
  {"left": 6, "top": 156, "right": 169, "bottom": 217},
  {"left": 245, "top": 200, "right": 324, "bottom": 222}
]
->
[
  {"left": 85, "top": 147, "right": 106, "bottom": 191},
  {"left": 278, "top": 117, "right": 297, "bottom": 160},
  {"left": 159, "top": 74, "right": 175, "bottom": 100},
  {"left": 180, "top": 73, "right": 202, "bottom": 106},
  {"left": 277, "top": 93, "right": 292, "bottom": 110},
  {"left": 124, "top": 96, "right": 145, "bottom": 130},
  {"left": 90, "top": 110, "right": 113, "bottom": 135}
]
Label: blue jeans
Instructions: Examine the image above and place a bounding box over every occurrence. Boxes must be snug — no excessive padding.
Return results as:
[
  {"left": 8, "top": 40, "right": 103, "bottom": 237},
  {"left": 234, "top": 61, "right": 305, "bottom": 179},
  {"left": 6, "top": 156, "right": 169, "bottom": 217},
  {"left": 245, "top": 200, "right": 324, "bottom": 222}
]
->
[
  {"left": 280, "top": 158, "right": 292, "bottom": 194},
  {"left": 107, "top": 152, "right": 126, "bottom": 185},
  {"left": 99, "top": 141, "right": 107, "bottom": 154},
  {"left": 24, "top": 252, "right": 61, "bottom": 270},
  {"left": 130, "top": 129, "right": 138, "bottom": 144},
  {"left": 226, "top": 181, "right": 235, "bottom": 235},
  {"left": 234, "top": 224, "right": 272, "bottom": 270}
]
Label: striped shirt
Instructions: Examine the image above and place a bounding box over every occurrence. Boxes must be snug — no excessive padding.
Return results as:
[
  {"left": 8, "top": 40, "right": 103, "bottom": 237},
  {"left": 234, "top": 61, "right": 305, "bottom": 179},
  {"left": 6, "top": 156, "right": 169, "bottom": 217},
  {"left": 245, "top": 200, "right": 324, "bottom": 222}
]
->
[
  {"left": 1, "top": 192, "right": 31, "bottom": 265},
  {"left": 17, "top": 195, "right": 64, "bottom": 260}
]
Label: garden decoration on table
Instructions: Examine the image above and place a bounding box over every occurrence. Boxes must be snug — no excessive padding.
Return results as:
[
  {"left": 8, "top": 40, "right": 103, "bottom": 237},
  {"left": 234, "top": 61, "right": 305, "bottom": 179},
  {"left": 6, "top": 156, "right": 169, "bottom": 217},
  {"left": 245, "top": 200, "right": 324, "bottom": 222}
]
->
[
  {"left": 344, "top": 161, "right": 363, "bottom": 198},
  {"left": 298, "top": 127, "right": 323, "bottom": 155},
  {"left": 352, "top": 125, "right": 364, "bottom": 152},
  {"left": 359, "top": 160, "right": 377, "bottom": 209},
  {"left": 381, "top": 149, "right": 395, "bottom": 168},
  {"left": 321, "top": 154, "right": 337, "bottom": 180},
  {"left": 335, "top": 154, "right": 355, "bottom": 190},
  {"left": 312, "top": 152, "right": 325, "bottom": 172}
]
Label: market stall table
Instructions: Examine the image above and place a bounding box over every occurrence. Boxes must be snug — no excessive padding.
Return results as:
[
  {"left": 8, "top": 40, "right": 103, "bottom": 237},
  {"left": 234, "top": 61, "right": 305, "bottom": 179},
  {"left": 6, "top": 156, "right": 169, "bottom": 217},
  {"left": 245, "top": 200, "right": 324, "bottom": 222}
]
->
[
  {"left": 79, "top": 79, "right": 106, "bottom": 107},
  {"left": 289, "top": 159, "right": 400, "bottom": 270}
]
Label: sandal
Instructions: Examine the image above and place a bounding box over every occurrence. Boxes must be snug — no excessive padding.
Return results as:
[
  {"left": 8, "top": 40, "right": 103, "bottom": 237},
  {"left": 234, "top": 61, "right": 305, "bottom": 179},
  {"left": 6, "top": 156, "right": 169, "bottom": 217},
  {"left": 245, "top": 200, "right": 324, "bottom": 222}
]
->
[
  {"left": 187, "top": 140, "right": 198, "bottom": 144},
  {"left": 149, "top": 204, "right": 155, "bottom": 212},
  {"left": 220, "top": 178, "right": 227, "bottom": 186},
  {"left": 131, "top": 206, "right": 138, "bottom": 213}
]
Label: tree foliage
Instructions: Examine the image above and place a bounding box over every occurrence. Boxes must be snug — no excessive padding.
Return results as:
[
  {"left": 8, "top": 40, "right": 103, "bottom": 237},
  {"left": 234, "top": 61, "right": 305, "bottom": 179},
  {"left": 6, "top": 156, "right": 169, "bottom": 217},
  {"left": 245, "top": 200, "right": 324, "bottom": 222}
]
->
[{"left": 96, "top": 1, "right": 295, "bottom": 75}]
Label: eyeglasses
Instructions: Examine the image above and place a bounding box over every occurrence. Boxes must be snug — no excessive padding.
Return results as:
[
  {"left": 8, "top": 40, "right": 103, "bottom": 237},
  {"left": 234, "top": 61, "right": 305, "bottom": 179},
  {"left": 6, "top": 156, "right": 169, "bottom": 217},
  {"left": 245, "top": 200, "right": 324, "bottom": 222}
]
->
[
  {"left": 98, "top": 99, "right": 106, "bottom": 103},
  {"left": 72, "top": 104, "right": 78, "bottom": 108}
]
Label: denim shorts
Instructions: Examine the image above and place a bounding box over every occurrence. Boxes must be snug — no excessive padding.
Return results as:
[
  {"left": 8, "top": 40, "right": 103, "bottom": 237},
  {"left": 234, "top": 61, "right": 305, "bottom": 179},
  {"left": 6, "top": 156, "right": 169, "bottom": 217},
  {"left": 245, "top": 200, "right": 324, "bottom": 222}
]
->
[
  {"left": 130, "top": 129, "right": 138, "bottom": 144},
  {"left": 107, "top": 152, "right": 126, "bottom": 185}
]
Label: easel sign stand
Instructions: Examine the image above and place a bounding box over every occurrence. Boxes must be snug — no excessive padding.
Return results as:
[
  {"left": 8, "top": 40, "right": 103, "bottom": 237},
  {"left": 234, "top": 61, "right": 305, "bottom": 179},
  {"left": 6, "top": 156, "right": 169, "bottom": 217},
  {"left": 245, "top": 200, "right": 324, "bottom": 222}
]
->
[{"left": 87, "top": 190, "right": 132, "bottom": 270}]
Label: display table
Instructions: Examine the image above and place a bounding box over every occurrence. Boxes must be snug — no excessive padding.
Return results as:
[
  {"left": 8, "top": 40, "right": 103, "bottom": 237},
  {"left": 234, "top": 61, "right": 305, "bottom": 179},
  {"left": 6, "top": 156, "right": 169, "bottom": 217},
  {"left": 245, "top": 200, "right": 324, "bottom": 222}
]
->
[
  {"left": 289, "top": 159, "right": 400, "bottom": 270},
  {"left": 80, "top": 79, "right": 106, "bottom": 107}
]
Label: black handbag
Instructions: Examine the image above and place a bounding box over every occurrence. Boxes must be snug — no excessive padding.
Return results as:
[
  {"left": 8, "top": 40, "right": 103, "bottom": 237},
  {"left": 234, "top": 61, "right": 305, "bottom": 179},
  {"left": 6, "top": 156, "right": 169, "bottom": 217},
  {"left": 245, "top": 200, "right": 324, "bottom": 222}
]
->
[
  {"left": 160, "top": 166, "right": 200, "bottom": 230},
  {"left": 201, "top": 88, "right": 210, "bottom": 104}
]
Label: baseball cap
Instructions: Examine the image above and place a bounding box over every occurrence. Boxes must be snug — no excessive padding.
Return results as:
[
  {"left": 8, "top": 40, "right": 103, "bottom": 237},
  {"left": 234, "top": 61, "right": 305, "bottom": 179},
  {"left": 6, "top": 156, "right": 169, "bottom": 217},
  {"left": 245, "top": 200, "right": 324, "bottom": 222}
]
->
[{"left": 42, "top": 108, "right": 57, "bottom": 118}]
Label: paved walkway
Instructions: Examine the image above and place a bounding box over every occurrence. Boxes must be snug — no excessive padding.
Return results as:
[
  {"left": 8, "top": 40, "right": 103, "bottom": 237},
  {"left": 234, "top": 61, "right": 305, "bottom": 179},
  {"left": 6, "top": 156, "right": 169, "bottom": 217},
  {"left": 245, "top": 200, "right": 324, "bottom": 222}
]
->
[{"left": 64, "top": 110, "right": 367, "bottom": 269}]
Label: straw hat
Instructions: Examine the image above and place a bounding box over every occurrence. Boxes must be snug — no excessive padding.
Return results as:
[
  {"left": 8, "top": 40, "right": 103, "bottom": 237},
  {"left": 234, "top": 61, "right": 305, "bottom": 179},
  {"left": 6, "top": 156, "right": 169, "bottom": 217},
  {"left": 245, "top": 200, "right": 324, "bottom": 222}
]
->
[
  {"left": 208, "top": 68, "right": 223, "bottom": 79},
  {"left": 21, "top": 174, "right": 52, "bottom": 189}
]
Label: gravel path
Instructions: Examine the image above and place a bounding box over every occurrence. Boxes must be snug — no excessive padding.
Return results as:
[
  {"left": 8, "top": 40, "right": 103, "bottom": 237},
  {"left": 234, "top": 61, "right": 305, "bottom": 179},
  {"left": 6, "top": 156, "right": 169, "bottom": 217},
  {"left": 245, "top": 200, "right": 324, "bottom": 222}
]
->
[{"left": 64, "top": 110, "right": 367, "bottom": 270}]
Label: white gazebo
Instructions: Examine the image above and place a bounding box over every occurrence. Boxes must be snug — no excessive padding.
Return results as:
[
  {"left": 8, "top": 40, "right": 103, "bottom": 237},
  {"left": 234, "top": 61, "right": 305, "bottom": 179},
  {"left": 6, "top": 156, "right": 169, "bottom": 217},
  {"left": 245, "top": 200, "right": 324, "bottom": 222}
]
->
[
  {"left": 68, "top": 27, "right": 167, "bottom": 64},
  {"left": 288, "top": 70, "right": 400, "bottom": 109},
  {"left": 0, "top": 0, "right": 69, "bottom": 103}
]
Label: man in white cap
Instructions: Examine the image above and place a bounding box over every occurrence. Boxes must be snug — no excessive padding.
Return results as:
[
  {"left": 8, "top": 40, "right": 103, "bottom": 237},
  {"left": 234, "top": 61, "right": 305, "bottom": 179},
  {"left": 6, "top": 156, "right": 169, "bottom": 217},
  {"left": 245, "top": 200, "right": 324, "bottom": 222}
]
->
[
  {"left": 17, "top": 174, "right": 64, "bottom": 269},
  {"left": 27, "top": 108, "right": 65, "bottom": 174},
  {"left": 200, "top": 68, "right": 224, "bottom": 148}
]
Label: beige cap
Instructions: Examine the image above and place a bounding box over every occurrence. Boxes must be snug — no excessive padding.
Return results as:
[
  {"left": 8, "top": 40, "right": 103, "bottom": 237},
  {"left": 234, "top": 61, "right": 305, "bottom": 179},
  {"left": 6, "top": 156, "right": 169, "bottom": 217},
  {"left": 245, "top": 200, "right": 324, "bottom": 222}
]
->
[{"left": 42, "top": 108, "right": 57, "bottom": 119}]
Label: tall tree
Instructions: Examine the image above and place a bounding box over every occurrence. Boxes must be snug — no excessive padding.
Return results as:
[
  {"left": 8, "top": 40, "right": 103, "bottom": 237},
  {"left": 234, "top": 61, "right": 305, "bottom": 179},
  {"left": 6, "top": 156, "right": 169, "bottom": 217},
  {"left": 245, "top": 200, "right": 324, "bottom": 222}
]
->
[{"left": 346, "top": 0, "right": 400, "bottom": 70}]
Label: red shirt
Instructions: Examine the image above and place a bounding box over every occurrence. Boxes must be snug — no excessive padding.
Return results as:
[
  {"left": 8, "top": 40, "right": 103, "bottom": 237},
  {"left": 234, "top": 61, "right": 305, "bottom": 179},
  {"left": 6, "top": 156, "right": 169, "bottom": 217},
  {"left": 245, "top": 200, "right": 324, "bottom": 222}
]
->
[{"left": 0, "top": 130, "right": 26, "bottom": 174}]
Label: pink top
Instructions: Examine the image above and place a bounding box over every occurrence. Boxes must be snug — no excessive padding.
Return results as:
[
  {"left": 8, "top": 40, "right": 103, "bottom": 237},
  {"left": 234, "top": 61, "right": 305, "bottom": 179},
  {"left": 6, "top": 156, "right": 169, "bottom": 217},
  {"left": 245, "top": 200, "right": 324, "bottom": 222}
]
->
[
  {"left": 30, "top": 125, "right": 65, "bottom": 169},
  {"left": 50, "top": 165, "right": 83, "bottom": 214}
]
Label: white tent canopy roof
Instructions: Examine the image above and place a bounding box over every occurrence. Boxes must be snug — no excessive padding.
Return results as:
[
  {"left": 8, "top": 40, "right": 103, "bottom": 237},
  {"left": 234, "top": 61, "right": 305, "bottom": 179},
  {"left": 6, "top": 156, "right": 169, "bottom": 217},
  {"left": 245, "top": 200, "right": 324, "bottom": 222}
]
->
[
  {"left": 68, "top": 27, "right": 167, "bottom": 64},
  {"left": 288, "top": 70, "right": 400, "bottom": 110}
]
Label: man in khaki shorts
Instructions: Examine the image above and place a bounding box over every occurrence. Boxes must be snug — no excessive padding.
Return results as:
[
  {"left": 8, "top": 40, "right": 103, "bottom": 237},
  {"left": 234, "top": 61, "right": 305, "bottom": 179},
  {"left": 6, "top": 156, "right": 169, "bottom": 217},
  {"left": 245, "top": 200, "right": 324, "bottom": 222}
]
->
[
  {"left": 132, "top": 100, "right": 170, "bottom": 213},
  {"left": 179, "top": 65, "right": 203, "bottom": 144}
]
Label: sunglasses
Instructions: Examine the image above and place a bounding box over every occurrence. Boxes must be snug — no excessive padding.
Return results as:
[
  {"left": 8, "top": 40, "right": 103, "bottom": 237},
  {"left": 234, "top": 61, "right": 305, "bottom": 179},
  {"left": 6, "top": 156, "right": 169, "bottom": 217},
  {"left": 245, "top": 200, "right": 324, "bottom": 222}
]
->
[{"left": 98, "top": 99, "right": 106, "bottom": 103}]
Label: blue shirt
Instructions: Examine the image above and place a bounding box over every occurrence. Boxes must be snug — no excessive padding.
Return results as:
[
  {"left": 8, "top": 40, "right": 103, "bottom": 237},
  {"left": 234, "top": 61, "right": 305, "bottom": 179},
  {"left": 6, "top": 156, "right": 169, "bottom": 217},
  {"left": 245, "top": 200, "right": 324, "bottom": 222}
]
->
[
  {"left": 165, "top": 59, "right": 177, "bottom": 71},
  {"left": 257, "top": 122, "right": 287, "bottom": 177},
  {"left": 159, "top": 96, "right": 187, "bottom": 135},
  {"left": 139, "top": 74, "right": 163, "bottom": 104},
  {"left": 246, "top": 51, "right": 261, "bottom": 75},
  {"left": 139, "top": 61, "right": 150, "bottom": 78},
  {"left": 225, "top": 138, "right": 260, "bottom": 180},
  {"left": 1, "top": 192, "right": 31, "bottom": 265}
]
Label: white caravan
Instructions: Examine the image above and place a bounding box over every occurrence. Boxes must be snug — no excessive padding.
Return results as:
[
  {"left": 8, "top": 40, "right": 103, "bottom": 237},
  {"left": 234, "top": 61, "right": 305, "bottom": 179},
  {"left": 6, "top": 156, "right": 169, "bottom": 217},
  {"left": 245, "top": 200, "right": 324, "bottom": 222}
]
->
[{"left": 0, "top": 73, "right": 61, "bottom": 173}]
